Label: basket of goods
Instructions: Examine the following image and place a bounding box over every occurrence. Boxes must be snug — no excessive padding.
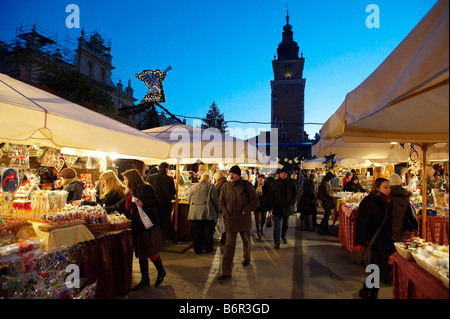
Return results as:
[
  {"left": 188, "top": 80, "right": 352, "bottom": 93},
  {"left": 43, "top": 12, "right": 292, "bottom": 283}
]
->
[
  {"left": 108, "top": 212, "right": 131, "bottom": 231},
  {"left": 437, "top": 270, "right": 449, "bottom": 288},
  {"left": 394, "top": 237, "right": 427, "bottom": 260},
  {"left": 0, "top": 217, "right": 32, "bottom": 236},
  {"left": 412, "top": 244, "right": 449, "bottom": 280}
]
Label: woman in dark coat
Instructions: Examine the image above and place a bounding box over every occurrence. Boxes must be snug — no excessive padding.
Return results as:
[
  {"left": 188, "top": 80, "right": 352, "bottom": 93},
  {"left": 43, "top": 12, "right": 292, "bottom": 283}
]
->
[
  {"left": 298, "top": 174, "right": 317, "bottom": 231},
  {"left": 354, "top": 178, "right": 395, "bottom": 299},
  {"left": 105, "top": 169, "right": 166, "bottom": 291},
  {"left": 318, "top": 171, "right": 336, "bottom": 235},
  {"left": 254, "top": 174, "right": 270, "bottom": 240}
]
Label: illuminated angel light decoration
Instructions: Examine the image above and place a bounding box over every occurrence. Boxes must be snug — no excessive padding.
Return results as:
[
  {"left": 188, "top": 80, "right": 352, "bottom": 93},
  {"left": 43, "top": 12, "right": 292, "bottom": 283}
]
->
[
  {"left": 135, "top": 66, "right": 172, "bottom": 104},
  {"left": 323, "top": 153, "right": 337, "bottom": 170}
]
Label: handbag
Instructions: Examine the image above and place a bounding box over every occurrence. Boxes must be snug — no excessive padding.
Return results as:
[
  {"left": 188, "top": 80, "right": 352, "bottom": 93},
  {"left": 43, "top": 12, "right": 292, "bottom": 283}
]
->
[
  {"left": 351, "top": 207, "right": 388, "bottom": 266},
  {"left": 265, "top": 212, "right": 274, "bottom": 228}
]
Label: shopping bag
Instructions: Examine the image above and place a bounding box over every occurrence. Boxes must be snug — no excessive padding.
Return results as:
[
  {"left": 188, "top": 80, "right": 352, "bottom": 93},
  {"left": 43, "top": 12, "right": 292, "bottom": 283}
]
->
[
  {"left": 265, "top": 212, "right": 274, "bottom": 228},
  {"left": 132, "top": 196, "right": 153, "bottom": 229},
  {"left": 214, "top": 214, "right": 224, "bottom": 240}
]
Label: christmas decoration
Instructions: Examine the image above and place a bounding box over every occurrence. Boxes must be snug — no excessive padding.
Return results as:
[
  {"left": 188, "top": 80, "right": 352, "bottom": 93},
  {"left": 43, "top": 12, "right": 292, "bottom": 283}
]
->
[
  {"left": 323, "top": 153, "right": 337, "bottom": 170},
  {"left": 135, "top": 69, "right": 167, "bottom": 103}
]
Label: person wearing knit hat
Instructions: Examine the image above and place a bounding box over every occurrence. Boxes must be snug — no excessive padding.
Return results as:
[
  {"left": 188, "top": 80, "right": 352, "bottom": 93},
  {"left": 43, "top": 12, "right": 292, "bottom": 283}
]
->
[
  {"left": 57, "top": 167, "right": 84, "bottom": 204},
  {"left": 389, "top": 173, "right": 415, "bottom": 242},
  {"left": 58, "top": 167, "right": 77, "bottom": 180},
  {"left": 388, "top": 173, "right": 402, "bottom": 186},
  {"left": 217, "top": 165, "right": 259, "bottom": 282},
  {"left": 267, "top": 166, "right": 298, "bottom": 248},
  {"left": 228, "top": 165, "right": 241, "bottom": 177}
]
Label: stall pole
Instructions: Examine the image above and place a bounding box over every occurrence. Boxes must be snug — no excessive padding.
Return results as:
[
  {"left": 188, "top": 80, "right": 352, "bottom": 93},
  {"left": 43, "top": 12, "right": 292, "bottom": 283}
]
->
[
  {"left": 420, "top": 143, "right": 429, "bottom": 239},
  {"left": 174, "top": 158, "right": 180, "bottom": 243}
]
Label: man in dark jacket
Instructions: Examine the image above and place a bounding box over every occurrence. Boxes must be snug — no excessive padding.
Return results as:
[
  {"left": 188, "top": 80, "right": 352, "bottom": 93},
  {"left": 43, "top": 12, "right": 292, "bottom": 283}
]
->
[
  {"left": 343, "top": 175, "right": 367, "bottom": 193},
  {"left": 146, "top": 162, "right": 176, "bottom": 243},
  {"left": 267, "top": 167, "right": 298, "bottom": 249},
  {"left": 318, "top": 171, "right": 336, "bottom": 235},
  {"left": 217, "top": 165, "right": 259, "bottom": 282}
]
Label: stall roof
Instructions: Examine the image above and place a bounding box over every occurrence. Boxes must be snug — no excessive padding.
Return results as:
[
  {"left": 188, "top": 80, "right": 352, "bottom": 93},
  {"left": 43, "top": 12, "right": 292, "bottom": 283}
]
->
[
  {"left": 0, "top": 73, "right": 170, "bottom": 159},
  {"left": 319, "top": 0, "right": 449, "bottom": 144},
  {"left": 143, "top": 124, "right": 270, "bottom": 165}
]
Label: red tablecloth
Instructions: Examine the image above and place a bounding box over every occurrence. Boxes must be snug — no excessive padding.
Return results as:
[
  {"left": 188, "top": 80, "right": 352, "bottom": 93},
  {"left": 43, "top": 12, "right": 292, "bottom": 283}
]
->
[
  {"left": 338, "top": 204, "right": 358, "bottom": 251},
  {"left": 389, "top": 252, "right": 449, "bottom": 299},
  {"left": 417, "top": 215, "right": 449, "bottom": 245}
]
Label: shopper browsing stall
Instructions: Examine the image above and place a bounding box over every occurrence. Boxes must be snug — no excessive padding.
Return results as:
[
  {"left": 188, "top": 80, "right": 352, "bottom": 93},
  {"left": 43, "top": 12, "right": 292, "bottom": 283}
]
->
[
  {"left": 105, "top": 169, "right": 166, "bottom": 290},
  {"left": 72, "top": 170, "right": 125, "bottom": 208},
  {"left": 56, "top": 168, "right": 84, "bottom": 204},
  {"left": 342, "top": 175, "right": 367, "bottom": 193},
  {"left": 353, "top": 178, "right": 395, "bottom": 299},
  {"left": 187, "top": 173, "right": 220, "bottom": 254}
]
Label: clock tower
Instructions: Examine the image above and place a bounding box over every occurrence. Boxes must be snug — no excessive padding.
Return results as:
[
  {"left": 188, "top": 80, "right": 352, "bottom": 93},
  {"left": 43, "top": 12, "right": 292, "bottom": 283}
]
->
[{"left": 271, "top": 10, "right": 306, "bottom": 147}]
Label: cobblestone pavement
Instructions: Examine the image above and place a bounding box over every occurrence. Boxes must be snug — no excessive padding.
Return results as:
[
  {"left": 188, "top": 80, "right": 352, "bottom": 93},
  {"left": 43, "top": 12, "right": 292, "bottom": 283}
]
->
[{"left": 128, "top": 212, "right": 393, "bottom": 300}]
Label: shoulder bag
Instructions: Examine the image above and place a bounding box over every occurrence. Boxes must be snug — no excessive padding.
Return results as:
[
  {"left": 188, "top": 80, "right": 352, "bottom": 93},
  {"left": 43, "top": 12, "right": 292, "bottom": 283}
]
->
[{"left": 351, "top": 206, "right": 388, "bottom": 266}]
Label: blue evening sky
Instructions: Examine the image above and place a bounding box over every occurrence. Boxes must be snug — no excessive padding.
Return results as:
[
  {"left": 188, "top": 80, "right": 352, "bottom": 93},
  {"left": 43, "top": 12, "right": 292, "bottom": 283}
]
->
[{"left": 0, "top": 0, "right": 439, "bottom": 139}]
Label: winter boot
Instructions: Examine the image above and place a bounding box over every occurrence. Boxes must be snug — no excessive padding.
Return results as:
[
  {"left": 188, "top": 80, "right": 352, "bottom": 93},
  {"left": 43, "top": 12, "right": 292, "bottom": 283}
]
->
[
  {"left": 152, "top": 255, "right": 167, "bottom": 287},
  {"left": 132, "top": 258, "right": 150, "bottom": 291}
]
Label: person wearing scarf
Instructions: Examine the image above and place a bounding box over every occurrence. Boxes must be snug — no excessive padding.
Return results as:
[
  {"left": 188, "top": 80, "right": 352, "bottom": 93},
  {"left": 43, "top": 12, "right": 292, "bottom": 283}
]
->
[
  {"left": 57, "top": 168, "right": 84, "bottom": 204},
  {"left": 354, "top": 178, "right": 395, "bottom": 299},
  {"left": 105, "top": 169, "right": 166, "bottom": 291}
]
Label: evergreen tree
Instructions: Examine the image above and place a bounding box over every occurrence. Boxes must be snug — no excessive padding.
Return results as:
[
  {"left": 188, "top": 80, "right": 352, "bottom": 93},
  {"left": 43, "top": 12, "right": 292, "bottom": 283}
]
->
[{"left": 201, "top": 101, "right": 227, "bottom": 134}]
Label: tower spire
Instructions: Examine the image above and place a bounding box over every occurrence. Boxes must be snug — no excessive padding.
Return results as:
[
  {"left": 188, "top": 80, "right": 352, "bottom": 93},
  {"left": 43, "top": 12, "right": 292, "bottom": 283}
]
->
[{"left": 286, "top": 3, "right": 290, "bottom": 24}]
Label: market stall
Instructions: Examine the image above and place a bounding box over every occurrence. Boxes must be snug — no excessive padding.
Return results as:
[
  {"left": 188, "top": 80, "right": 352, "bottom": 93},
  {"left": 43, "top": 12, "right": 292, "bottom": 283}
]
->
[
  {"left": 312, "top": 0, "right": 449, "bottom": 298},
  {"left": 0, "top": 73, "right": 172, "bottom": 299}
]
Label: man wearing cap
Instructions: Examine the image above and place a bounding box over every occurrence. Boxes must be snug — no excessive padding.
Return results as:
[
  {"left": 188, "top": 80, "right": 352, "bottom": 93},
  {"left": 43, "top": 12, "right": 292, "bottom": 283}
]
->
[
  {"left": 267, "top": 167, "right": 298, "bottom": 249},
  {"left": 217, "top": 165, "right": 259, "bottom": 282}
]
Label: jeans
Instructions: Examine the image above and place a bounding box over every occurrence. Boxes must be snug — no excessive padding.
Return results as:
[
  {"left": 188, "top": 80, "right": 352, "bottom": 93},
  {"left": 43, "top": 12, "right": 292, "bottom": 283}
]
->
[{"left": 273, "top": 215, "right": 289, "bottom": 244}]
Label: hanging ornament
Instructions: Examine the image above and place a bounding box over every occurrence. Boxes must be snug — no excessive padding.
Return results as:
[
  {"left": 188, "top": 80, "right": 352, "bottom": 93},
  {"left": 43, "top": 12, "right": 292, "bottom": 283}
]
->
[
  {"left": 135, "top": 69, "right": 168, "bottom": 104},
  {"left": 323, "top": 153, "right": 337, "bottom": 170},
  {"left": 409, "top": 145, "right": 419, "bottom": 163}
]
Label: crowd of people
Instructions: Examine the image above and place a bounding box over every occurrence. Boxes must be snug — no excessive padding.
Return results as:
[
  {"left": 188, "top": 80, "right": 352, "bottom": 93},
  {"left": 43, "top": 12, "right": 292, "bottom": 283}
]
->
[{"left": 53, "top": 162, "right": 418, "bottom": 299}]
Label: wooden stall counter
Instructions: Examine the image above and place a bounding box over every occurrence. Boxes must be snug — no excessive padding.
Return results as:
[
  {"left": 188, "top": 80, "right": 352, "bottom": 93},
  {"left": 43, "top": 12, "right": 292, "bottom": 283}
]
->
[{"left": 389, "top": 252, "right": 449, "bottom": 299}]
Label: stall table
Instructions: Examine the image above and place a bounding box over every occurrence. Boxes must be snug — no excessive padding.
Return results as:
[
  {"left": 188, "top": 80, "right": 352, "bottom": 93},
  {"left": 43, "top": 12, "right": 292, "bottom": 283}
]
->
[
  {"left": 389, "top": 252, "right": 449, "bottom": 299},
  {"left": 76, "top": 229, "right": 133, "bottom": 299},
  {"left": 31, "top": 222, "right": 95, "bottom": 251},
  {"left": 170, "top": 201, "right": 192, "bottom": 241},
  {"left": 338, "top": 203, "right": 358, "bottom": 251},
  {"left": 3, "top": 222, "right": 133, "bottom": 299}
]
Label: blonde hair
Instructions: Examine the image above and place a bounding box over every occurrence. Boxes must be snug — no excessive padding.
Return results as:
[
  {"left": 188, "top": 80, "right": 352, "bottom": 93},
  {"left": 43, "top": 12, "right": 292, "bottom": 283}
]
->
[
  {"left": 201, "top": 173, "right": 210, "bottom": 182},
  {"left": 99, "top": 170, "right": 125, "bottom": 199}
]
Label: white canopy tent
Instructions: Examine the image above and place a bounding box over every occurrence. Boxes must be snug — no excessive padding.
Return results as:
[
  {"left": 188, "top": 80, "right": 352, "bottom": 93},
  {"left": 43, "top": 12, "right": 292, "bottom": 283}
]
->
[
  {"left": 0, "top": 73, "right": 170, "bottom": 159},
  {"left": 143, "top": 124, "right": 269, "bottom": 165},
  {"left": 316, "top": 0, "right": 449, "bottom": 238}
]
